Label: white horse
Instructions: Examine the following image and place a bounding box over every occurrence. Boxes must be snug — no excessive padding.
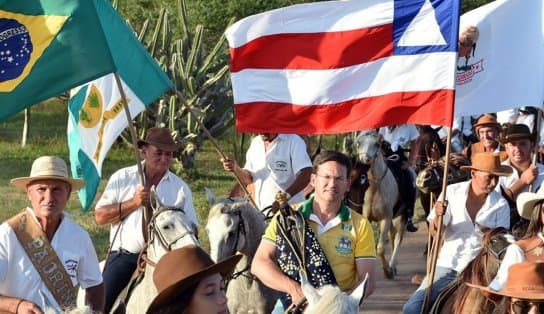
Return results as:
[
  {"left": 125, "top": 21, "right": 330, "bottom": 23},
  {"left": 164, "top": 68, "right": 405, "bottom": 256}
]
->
[
  {"left": 300, "top": 272, "right": 368, "bottom": 314},
  {"left": 354, "top": 130, "right": 405, "bottom": 279},
  {"left": 78, "top": 188, "right": 199, "bottom": 314},
  {"left": 205, "top": 188, "right": 279, "bottom": 314}
]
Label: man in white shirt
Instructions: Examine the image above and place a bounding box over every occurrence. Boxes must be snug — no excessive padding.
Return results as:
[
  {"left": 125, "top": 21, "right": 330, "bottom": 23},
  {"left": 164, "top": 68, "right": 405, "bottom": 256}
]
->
[
  {"left": 403, "top": 152, "right": 511, "bottom": 314},
  {"left": 222, "top": 134, "right": 312, "bottom": 211},
  {"left": 95, "top": 127, "right": 199, "bottom": 312},
  {"left": 0, "top": 156, "right": 103, "bottom": 313}
]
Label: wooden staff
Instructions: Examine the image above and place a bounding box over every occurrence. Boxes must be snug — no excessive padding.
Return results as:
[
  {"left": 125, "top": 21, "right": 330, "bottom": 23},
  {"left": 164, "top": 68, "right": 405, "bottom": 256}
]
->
[
  {"left": 529, "top": 108, "right": 542, "bottom": 192},
  {"left": 173, "top": 89, "right": 259, "bottom": 210},
  {"left": 421, "top": 127, "right": 452, "bottom": 314}
]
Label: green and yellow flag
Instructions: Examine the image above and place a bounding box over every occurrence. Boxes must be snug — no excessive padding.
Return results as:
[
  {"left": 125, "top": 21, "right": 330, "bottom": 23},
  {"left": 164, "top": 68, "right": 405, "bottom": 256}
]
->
[{"left": 0, "top": 0, "right": 117, "bottom": 120}]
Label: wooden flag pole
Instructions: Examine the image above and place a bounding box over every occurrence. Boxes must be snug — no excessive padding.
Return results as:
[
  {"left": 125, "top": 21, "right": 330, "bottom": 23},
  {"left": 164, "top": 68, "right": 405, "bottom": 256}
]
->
[
  {"left": 173, "top": 89, "right": 259, "bottom": 210},
  {"left": 422, "top": 127, "right": 452, "bottom": 314},
  {"left": 529, "top": 108, "right": 542, "bottom": 192}
]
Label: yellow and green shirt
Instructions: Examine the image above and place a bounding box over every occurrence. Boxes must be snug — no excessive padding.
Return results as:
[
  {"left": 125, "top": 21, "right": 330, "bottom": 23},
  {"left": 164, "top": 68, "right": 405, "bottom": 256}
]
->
[{"left": 263, "top": 197, "right": 376, "bottom": 291}]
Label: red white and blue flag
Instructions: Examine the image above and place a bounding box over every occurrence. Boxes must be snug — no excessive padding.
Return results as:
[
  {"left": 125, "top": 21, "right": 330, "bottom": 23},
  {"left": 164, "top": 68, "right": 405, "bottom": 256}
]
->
[{"left": 226, "top": 0, "right": 460, "bottom": 134}]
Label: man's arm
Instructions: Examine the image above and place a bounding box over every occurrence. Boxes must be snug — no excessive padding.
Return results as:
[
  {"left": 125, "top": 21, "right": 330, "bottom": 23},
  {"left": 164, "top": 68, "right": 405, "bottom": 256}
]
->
[
  {"left": 221, "top": 157, "right": 253, "bottom": 186},
  {"left": 355, "top": 259, "right": 376, "bottom": 298},
  {"left": 85, "top": 283, "right": 105, "bottom": 313},
  {"left": 94, "top": 185, "right": 147, "bottom": 225},
  {"left": 0, "top": 295, "right": 42, "bottom": 314},
  {"left": 504, "top": 164, "right": 538, "bottom": 199},
  {"left": 285, "top": 167, "right": 312, "bottom": 197},
  {"left": 251, "top": 241, "right": 304, "bottom": 304}
]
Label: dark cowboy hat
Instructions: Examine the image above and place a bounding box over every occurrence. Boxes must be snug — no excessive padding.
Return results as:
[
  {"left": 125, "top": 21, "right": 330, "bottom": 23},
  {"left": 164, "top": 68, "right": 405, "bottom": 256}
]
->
[
  {"left": 466, "top": 262, "right": 544, "bottom": 300},
  {"left": 473, "top": 114, "right": 501, "bottom": 132},
  {"left": 460, "top": 152, "right": 512, "bottom": 177},
  {"left": 146, "top": 245, "right": 242, "bottom": 313},
  {"left": 11, "top": 156, "right": 85, "bottom": 190},
  {"left": 137, "top": 127, "right": 182, "bottom": 152},
  {"left": 499, "top": 123, "right": 535, "bottom": 144}
]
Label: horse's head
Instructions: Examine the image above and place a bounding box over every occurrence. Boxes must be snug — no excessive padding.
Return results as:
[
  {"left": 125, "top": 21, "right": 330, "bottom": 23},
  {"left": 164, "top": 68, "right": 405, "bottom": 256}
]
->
[
  {"left": 300, "top": 271, "right": 366, "bottom": 314},
  {"left": 354, "top": 130, "right": 381, "bottom": 164},
  {"left": 205, "top": 187, "right": 264, "bottom": 262},
  {"left": 415, "top": 153, "right": 471, "bottom": 194},
  {"left": 147, "top": 187, "right": 199, "bottom": 260},
  {"left": 479, "top": 226, "right": 514, "bottom": 262}
]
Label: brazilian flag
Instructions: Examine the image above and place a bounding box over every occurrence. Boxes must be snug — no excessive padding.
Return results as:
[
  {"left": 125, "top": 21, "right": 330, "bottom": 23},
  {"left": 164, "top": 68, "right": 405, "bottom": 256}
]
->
[{"left": 0, "top": 0, "right": 117, "bottom": 120}]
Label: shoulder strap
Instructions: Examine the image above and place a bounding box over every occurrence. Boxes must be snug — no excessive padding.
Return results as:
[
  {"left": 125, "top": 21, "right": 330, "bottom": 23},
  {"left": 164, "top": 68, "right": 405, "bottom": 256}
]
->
[{"left": 6, "top": 211, "right": 76, "bottom": 310}]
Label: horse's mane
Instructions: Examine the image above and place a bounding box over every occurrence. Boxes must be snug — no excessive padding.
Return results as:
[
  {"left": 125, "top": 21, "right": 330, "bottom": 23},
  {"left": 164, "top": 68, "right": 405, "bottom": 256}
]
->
[{"left": 304, "top": 285, "right": 359, "bottom": 314}]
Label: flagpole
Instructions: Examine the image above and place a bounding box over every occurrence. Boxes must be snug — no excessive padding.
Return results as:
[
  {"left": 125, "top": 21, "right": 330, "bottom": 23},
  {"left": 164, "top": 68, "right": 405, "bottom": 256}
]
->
[
  {"left": 529, "top": 108, "right": 542, "bottom": 192},
  {"left": 422, "top": 127, "right": 452, "bottom": 314},
  {"left": 173, "top": 89, "right": 259, "bottom": 210}
]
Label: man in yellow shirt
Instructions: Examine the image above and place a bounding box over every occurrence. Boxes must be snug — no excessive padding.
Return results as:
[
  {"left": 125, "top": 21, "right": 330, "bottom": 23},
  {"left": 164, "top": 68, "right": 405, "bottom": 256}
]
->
[{"left": 252, "top": 150, "right": 376, "bottom": 311}]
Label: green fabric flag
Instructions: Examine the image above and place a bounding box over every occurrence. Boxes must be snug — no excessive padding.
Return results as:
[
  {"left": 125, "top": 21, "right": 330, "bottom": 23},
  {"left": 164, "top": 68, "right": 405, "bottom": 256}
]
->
[{"left": 0, "top": 0, "right": 118, "bottom": 120}]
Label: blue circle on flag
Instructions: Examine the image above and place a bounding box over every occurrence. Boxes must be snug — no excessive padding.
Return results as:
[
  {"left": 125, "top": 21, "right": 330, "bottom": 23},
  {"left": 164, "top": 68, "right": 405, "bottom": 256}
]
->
[{"left": 0, "top": 18, "right": 33, "bottom": 82}]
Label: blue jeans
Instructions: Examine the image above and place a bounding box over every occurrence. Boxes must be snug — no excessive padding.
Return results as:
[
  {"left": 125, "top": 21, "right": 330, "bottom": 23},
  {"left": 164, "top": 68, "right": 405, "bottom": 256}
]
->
[
  {"left": 103, "top": 251, "right": 139, "bottom": 313},
  {"left": 403, "top": 266, "right": 457, "bottom": 314}
]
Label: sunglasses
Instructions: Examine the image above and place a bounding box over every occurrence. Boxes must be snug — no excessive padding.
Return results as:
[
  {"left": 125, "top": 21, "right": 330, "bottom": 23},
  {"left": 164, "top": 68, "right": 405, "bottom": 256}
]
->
[{"left": 511, "top": 299, "right": 544, "bottom": 314}]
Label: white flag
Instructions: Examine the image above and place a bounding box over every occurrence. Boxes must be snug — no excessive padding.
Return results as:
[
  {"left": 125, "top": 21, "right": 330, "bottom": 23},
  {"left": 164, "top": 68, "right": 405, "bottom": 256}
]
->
[{"left": 454, "top": 0, "right": 544, "bottom": 117}]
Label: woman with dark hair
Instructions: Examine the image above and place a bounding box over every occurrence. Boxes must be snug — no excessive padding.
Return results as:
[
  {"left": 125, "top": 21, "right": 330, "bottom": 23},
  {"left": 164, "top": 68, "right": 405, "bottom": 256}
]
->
[
  {"left": 488, "top": 192, "right": 544, "bottom": 291},
  {"left": 146, "top": 245, "right": 242, "bottom": 314}
]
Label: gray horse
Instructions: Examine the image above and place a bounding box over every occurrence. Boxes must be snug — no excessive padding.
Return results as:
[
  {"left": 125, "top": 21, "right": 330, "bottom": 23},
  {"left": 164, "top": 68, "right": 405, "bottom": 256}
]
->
[{"left": 205, "top": 188, "right": 279, "bottom": 314}]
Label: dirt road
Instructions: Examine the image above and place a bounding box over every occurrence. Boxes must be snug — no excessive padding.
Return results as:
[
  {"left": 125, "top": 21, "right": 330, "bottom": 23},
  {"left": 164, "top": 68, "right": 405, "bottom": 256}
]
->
[{"left": 363, "top": 224, "right": 429, "bottom": 313}]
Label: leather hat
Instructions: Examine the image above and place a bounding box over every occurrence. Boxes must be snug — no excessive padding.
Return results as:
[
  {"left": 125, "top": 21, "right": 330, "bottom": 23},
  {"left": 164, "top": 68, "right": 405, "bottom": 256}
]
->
[
  {"left": 500, "top": 123, "right": 535, "bottom": 144},
  {"left": 146, "top": 245, "right": 242, "bottom": 313},
  {"left": 466, "top": 262, "right": 544, "bottom": 299},
  {"left": 517, "top": 192, "right": 544, "bottom": 220},
  {"left": 473, "top": 114, "right": 501, "bottom": 132},
  {"left": 11, "top": 156, "right": 85, "bottom": 190},
  {"left": 137, "top": 127, "right": 181, "bottom": 152},
  {"left": 460, "top": 152, "right": 512, "bottom": 176}
]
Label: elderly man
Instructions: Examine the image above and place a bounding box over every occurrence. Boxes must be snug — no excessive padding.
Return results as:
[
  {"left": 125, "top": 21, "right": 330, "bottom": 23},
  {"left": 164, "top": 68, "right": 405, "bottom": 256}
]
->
[
  {"left": 252, "top": 150, "right": 376, "bottom": 312},
  {"left": 95, "top": 127, "right": 199, "bottom": 313},
  {"left": 403, "top": 152, "right": 511, "bottom": 313},
  {"left": 463, "top": 113, "right": 507, "bottom": 161},
  {"left": 0, "top": 156, "right": 104, "bottom": 313},
  {"left": 222, "top": 133, "right": 312, "bottom": 210}
]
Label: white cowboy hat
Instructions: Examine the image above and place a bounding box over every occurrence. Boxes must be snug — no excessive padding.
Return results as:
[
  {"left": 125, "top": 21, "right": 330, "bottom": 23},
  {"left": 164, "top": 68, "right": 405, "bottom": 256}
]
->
[
  {"left": 11, "top": 156, "right": 85, "bottom": 190},
  {"left": 517, "top": 192, "right": 544, "bottom": 220}
]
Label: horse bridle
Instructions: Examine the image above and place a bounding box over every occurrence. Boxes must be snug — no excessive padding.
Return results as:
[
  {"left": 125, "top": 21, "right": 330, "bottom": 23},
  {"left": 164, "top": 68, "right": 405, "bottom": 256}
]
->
[
  {"left": 147, "top": 206, "right": 194, "bottom": 254},
  {"left": 226, "top": 207, "right": 252, "bottom": 280}
]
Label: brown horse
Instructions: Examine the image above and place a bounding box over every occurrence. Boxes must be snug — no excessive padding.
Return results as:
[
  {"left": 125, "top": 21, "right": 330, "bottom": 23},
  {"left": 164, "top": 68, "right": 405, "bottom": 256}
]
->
[
  {"left": 430, "top": 227, "right": 513, "bottom": 314},
  {"left": 344, "top": 158, "right": 370, "bottom": 214}
]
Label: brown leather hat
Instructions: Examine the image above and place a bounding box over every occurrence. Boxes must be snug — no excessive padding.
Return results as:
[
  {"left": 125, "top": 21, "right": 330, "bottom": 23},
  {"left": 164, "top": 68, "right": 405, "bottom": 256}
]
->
[
  {"left": 137, "top": 127, "right": 181, "bottom": 152},
  {"left": 500, "top": 123, "right": 535, "bottom": 144},
  {"left": 146, "top": 245, "right": 242, "bottom": 313},
  {"left": 466, "top": 262, "right": 544, "bottom": 299},
  {"left": 460, "top": 152, "right": 512, "bottom": 176},
  {"left": 473, "top": 114, "right": 501, "bottom": 133}
]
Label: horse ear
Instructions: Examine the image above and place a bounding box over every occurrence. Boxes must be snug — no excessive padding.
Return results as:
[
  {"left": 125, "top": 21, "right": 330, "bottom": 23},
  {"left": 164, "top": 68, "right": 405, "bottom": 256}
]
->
[
  {"left": 204, "top": 187, "right": 217, "bottom": 205},
  {"left": 149, "top": 186, "right": 161, "bottom": 210},
  {"left": 300, "top": 271, "right": 320, "bottom": 305},
  {"left": 350, "top": 273, "right": 368, "bottom": 307}
]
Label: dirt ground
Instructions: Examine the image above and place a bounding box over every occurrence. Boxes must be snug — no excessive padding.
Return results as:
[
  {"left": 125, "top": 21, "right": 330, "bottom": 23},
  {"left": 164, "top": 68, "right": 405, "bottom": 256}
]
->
[{"left": 362, "top": 222, "right": 429, "bottom": 313}]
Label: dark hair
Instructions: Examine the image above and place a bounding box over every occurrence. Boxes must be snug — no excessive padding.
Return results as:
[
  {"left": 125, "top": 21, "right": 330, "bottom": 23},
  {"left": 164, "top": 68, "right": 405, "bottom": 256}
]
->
[
  {"left": 153, "top": 282, "right": 198, "bottom": 314},
  {"left": 312, "top": 150, "right": 352, "bottom": 176},
  {"left": 524, "top": 201, "right": 544, "bottom": 238}
]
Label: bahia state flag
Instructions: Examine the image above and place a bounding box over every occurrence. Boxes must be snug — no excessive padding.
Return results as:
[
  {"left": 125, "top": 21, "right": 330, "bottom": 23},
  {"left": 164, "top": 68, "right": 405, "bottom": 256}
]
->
[
  {"left": 67, "top": 0, "right": 172, "bottom": 211},
  {"left": 226, "top": 0, "right": 460, "bottom": 134},
  {"left": 0, "top": 0, "right": 117, "bottom": 119}
]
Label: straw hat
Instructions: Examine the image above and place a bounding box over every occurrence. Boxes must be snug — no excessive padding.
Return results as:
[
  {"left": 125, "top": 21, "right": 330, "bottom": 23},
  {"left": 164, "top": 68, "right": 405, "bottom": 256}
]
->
[
  {"left": 137, "top": 127, "right": 181, "bottom": 152},
  {"left": 517, "top": 192, "right": 544, "bottom": 220},
  {"left": 460, "top": 152, "right": 512, "bottom": 176},
  {"left": 466, "top": 262, "right": 544, "bottom": 299},
  {"left": 146, "top": 245, "right": 242, "bottom": 313},
  {"left": 499, "top": 124, "right": 535, "bottom": 144},
  {"left": 11, "top": 156, "right": 85, "bottom": 190},
  {"left": 473, "top": 114, "right": 501, "bottom": 133}
]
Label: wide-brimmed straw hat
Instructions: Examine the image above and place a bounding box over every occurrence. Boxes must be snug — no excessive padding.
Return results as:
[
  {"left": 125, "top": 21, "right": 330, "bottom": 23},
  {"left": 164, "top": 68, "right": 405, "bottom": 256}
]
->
[
  {"left": 137, "top": 127, "right": 181, "bottom": 152},
  {"left": 499, "top": 123, "right": 535, "bottom": 144},
  {"left": 146, "top": 245, "right": 242, "bottom": 313},
  {"left": 473, "top": 114, "right": 501, "bottom": 132},
  {"left": 11, "top": 156, "right": 85, "bottom": 190},
  {"left": 466, "top": 262, "right": 544, "bottom": 299},
  {"left": 460, "top": 152, "right": 512, "bottom": 176},
  {"left": 517, "top": 192, "right": 544, "bottom": 220}
]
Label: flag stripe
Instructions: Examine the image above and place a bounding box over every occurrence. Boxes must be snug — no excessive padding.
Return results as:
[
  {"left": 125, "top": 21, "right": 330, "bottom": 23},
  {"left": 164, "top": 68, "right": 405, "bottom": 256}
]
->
[
  {"left": 229, "top": 24, "right": 394, "bottom": 72},
  {"left": 235, "top": 89, "right": 455, "bottom": 134},
  {"left": 231, "top": 53, "right": 456, "bottom": 105},
  {"left": 225, "top": 0, "right": 393, "bottom": 48}
]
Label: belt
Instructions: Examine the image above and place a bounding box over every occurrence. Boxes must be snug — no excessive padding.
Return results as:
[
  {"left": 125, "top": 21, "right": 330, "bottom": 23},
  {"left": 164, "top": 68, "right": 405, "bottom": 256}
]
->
[{"left": 112, "top": 248, "right": 137, "bottom": 255}]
